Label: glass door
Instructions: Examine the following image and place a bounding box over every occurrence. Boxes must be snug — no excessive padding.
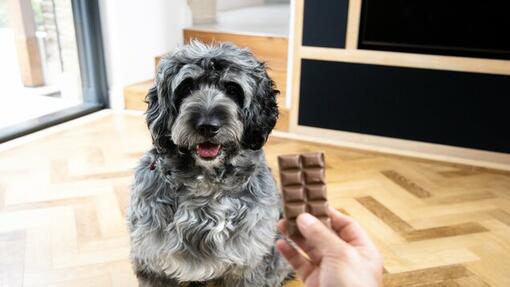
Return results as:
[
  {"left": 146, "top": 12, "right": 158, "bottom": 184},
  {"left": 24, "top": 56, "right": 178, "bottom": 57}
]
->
[{"left": 0, "top": 0, "right": 106, "bottom": 142}]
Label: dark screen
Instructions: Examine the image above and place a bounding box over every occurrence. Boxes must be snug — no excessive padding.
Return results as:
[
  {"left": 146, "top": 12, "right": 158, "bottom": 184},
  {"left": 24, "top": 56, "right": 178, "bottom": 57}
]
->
[
  {"left": 302, "top": 0, "right": 349, "bottom": 48},
  {"left": 359, "top": 0, "right": 510, "bottom": 59}
]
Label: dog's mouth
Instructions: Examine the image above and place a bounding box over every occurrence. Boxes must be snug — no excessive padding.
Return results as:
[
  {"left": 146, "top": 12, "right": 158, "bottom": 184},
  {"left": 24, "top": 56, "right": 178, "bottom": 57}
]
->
[{"left": 196, "top": 142, "right": 222, "bottom": 159}]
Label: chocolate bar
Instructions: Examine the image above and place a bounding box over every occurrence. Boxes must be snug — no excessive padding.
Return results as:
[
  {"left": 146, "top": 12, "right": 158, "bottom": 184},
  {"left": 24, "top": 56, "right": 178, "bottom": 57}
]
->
[{"left": 278, "top": 152, "right": 330, "bottom": 237}]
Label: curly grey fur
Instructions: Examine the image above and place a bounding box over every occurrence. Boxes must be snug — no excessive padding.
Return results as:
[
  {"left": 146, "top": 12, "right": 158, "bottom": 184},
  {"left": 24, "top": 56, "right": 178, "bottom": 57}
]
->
[{"left": 128, "top": 41, "right": 292, "bottom": 287}]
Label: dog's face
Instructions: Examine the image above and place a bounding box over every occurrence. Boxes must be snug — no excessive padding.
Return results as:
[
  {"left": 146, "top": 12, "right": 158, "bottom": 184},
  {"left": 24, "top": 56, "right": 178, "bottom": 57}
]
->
[{"left": 145, "top": 42, "right": 278, "bottom": 167}]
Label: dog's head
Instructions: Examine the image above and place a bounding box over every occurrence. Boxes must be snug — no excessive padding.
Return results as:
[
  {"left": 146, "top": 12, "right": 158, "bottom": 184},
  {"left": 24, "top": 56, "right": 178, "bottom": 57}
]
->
[{"left": 145, "top": 41, "right": 278, "bottom": 167}]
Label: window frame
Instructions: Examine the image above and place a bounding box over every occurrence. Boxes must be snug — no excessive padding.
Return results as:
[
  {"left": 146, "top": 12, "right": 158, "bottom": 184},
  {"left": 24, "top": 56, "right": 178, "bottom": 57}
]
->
[{"left": 0, "top": 0, "right": 108, "bottom": 143}]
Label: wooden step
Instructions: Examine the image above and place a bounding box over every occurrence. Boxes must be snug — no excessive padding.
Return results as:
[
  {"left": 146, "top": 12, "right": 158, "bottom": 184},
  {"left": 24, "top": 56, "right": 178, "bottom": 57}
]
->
[
  {"left": 124, "top": 28, "right": 290, "bottom": 131},
  {"left": 124, "top": 80, "right": 154, "bottom": 111}
]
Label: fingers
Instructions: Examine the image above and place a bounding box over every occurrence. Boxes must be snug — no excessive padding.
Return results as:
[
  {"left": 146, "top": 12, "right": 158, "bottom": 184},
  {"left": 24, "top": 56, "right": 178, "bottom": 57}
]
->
[
  {"left": 328, "top": 207, "right": 377, "bottom": 250},
  {"left": 276, "top": 239, "right": 315, "bottom": 281},
  {"left": 279, "top": 211, "right": 378, "bottom": 263},
  {"left": 295, "top": 213, "right": 349, "bottom": 261},
  {"left": 278, "top": 219, "right": 328, "bottom": 261}
]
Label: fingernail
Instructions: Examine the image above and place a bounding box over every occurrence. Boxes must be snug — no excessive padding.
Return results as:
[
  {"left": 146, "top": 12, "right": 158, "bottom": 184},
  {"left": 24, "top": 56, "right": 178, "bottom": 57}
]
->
[{"left": 298, "top": 213, "right": 318, "bottom": 227}]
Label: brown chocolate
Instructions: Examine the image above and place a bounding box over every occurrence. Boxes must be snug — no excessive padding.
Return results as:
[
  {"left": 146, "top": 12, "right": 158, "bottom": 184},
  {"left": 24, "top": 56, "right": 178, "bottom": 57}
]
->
[{"left": 278, "top": 152, "right": 331, "bottom": 237}]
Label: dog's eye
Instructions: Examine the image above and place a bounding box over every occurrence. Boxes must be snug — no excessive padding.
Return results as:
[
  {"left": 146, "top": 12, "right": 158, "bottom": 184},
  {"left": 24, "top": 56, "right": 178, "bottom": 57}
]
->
[
  {"left": 174, "top": 78, "right": 195, "bottom": 108},
  {"left": 224, "top": 82, "right": 244, "bottom": 107},
  {"left": 175, "top": 78, "right": 194, "bottom": 96}
]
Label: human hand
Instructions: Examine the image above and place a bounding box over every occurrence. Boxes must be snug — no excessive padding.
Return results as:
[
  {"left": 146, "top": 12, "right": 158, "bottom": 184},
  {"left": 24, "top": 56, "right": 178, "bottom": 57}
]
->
[{"left": 276, "top": 208, "right": 383, "bottom": 287}]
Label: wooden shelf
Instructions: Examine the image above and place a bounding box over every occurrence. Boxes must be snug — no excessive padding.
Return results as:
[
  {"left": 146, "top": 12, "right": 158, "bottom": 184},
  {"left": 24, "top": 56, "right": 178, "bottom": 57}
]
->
[{"left": 287, "top": 0, "right": 510, "bottom": 169}]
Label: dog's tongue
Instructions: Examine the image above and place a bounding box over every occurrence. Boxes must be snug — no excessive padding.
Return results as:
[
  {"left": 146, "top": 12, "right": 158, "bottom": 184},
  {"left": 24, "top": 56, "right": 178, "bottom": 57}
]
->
[{"left": 196, "top": 142, "right": 221, "bottom": 158}]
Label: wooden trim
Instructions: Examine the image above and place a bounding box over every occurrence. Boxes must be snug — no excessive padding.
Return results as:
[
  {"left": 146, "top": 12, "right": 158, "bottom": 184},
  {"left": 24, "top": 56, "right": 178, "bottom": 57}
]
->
[
  {"left": 8, "top": 0, "right": 44, "bottom": 87},
  {"left": 281, "top": 126, "right": 510, "bottom": 171},
  {"left": 284, "top": 0, "right": 297, "bottom": 109},
  {"left": 300, "top": 46, "right": 510, "bottom": 75},
  {"left": 345, "top": 0, "right": 362, "bottom": 49},
  {"left": 289, "top": 0, "right": 304, "bottom": 132}
]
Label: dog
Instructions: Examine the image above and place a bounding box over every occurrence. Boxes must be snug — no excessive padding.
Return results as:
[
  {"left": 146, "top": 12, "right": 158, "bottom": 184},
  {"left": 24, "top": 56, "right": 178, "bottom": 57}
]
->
[{"left": 127, "top": 41, "right": 293, "bottom": 287}]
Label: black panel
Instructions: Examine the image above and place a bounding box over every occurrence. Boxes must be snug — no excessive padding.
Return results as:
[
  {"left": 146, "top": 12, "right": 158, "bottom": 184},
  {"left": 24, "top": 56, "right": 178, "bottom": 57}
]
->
[
  {"left": 359, "top": 0, "right": 510, "bottom": 60},
  {"left": 299, "top": 60, "right": 510, "bottom": 153},
  {"left": 302, "top": 0, "right": 349, "bottom": 48}
]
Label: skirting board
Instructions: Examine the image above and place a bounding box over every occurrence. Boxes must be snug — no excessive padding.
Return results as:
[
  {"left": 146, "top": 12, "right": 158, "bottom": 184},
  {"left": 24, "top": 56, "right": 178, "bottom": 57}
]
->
[{"left": 273, "top": 126, "right": 510, "bottom": 171}]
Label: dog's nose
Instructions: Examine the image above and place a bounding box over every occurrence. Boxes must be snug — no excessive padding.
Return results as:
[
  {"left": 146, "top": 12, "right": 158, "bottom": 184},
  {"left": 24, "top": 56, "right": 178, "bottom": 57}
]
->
[{"left": 197, "top": 123, "right": 220, "bottom": 137}]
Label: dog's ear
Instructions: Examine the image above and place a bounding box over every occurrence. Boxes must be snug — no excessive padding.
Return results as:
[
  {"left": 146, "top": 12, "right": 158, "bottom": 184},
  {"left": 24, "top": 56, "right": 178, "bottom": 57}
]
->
[
  {"left": 145, "top": 59, "right": 181, "bottom": 153},
  {"left": 241, "top": 65, "right": 279, "bottom": 150}
]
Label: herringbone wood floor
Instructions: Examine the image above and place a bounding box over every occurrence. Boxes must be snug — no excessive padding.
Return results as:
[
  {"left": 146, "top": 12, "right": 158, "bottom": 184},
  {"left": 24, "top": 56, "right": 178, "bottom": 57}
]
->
[{"left": 1, "top": 111, "right": 509, "bottom": 286}]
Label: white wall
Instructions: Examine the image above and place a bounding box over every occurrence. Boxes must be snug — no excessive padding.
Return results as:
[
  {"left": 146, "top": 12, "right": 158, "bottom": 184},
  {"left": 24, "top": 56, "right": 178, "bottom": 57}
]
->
[
  {"left": 99, "top": 0, "right": 192, "bottom": 109},
  {"left": 217, "top": 0, "right": 264, "bottom": 11},
  {"left": 265, "top": 0, "right": 290, "bottom": 3}
]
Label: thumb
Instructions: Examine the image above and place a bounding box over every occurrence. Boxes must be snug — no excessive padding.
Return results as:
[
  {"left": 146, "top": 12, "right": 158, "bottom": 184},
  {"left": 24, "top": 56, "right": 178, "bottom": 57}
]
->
[{"left": 296, "top": 213, "right": 348, "bottom": 260}]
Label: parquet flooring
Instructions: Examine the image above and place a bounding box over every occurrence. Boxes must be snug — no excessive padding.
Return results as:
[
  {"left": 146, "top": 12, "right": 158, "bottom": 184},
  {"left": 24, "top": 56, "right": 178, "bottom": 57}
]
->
[{"left": 1, "top": 111, "right": 510, "bottom": 286}]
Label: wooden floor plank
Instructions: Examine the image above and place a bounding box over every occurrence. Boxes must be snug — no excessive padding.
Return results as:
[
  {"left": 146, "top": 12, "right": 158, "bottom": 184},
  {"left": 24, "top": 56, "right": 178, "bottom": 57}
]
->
[
  {"left": 0, "top": 111, "right": 509, "bottom": 286},
  {"left": 381, "top": 170, "right": 432, "bottom": 198}
]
